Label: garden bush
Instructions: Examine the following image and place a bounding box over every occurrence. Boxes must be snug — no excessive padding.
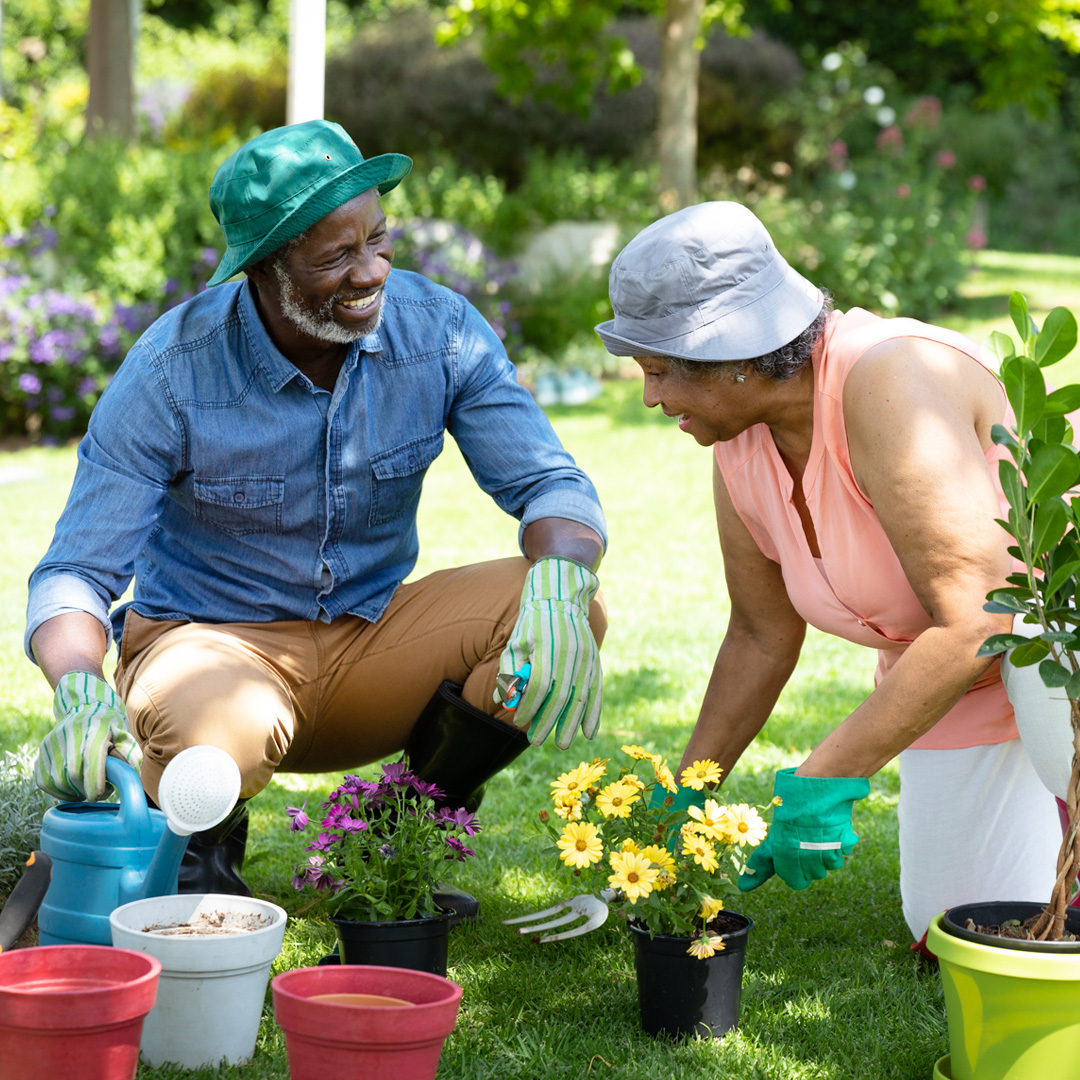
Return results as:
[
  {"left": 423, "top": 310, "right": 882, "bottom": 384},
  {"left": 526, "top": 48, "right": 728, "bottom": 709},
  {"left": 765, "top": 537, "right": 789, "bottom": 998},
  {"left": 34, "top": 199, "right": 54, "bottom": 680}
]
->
[{"left": 0, "top": 744, "right": 55, "bottom": 901}]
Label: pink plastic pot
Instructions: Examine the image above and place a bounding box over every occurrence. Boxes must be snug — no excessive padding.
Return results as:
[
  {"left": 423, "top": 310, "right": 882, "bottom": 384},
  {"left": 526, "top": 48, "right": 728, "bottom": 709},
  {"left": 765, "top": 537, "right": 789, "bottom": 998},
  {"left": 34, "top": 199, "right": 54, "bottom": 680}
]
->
[
  {"left": 272, "top": 964, "right": 463, "bottom": 1080},
  {"left": 0, "top": 945, "right": 160, "bottom": 1080}
]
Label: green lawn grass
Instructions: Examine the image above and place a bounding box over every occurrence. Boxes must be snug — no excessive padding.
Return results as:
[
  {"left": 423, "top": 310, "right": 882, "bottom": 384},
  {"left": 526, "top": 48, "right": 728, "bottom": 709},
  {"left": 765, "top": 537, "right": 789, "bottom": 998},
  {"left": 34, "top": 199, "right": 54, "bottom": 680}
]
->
[{"left": 2, "top": 249, "right": 1078, "bottom": 1079}]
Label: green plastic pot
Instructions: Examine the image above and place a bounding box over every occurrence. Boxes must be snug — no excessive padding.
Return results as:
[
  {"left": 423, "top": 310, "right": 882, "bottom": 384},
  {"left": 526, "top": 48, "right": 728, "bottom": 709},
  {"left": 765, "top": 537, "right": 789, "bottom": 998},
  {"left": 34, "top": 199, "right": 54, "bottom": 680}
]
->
[{"left": 927, "top": 910, "right": 1080, "bottom": 1079}]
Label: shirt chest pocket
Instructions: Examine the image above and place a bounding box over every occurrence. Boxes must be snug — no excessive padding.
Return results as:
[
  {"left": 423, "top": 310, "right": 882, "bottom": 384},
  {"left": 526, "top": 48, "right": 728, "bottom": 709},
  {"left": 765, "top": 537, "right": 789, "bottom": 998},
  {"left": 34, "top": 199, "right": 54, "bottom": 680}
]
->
[
  {"left": 369, "top": 431, "right": 444, "bottom": 526},
  {"left": 193, "top": 476, "right": 285, "bottom": 537}
]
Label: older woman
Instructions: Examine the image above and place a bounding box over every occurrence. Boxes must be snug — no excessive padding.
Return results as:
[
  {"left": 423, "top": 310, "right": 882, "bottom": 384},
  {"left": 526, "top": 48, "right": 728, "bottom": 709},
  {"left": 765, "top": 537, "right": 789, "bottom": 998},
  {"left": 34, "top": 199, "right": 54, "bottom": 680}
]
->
[{"left": 595, "top": 202, "right": 1061, "bottom": 949}]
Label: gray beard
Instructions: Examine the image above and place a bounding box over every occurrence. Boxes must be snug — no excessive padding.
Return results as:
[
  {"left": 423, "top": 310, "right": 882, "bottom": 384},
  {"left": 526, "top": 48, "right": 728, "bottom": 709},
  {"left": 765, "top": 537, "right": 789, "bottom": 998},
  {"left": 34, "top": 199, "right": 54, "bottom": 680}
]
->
[{"left": 272, "top": 261, "right": 382, "bottom": 345}]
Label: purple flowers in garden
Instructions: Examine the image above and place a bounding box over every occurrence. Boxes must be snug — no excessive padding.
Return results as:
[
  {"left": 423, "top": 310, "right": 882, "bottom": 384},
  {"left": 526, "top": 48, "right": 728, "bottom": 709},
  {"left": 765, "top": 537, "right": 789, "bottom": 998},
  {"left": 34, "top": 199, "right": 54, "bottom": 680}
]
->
[{"left": 287, "top": 760, "right": 483, "bottom": 922}]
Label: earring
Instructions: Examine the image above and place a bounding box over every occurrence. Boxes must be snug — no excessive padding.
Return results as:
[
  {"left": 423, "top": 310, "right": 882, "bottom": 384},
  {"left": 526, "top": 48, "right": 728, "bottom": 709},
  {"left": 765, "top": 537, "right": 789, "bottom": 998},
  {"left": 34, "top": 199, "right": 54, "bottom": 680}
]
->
[{"left": 734, "top": 371, "right": 746, "bottom": 383}]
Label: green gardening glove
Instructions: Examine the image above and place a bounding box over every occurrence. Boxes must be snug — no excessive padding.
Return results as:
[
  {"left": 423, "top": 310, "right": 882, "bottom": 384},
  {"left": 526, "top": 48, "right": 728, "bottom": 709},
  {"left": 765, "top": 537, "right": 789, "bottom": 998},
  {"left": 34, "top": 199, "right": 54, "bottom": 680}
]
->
[
  {"left": 737, "top": 768, "right": 869, "bottom": 892},
  {"left": 649, "top": 783, "right": 708, "bottom": 853},
  {"left": 34, "top": 671, "right": 143, "bottom": 802},
  {"left": 496, "top": 556, "right": 602, "bottom": 749}
]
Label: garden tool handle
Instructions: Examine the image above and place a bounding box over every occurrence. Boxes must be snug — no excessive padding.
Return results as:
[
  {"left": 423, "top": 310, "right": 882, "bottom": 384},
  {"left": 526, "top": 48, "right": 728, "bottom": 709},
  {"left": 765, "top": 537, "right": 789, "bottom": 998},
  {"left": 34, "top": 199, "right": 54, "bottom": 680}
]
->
[
  {"left": 105, "top": 755, "right": 152, "bottom": 832},
  {"left": 496, "top": 663, "right": 531, "bottom": 710},
  {"left": 0, "top": 851, "right": 53, "bottom": 952}
]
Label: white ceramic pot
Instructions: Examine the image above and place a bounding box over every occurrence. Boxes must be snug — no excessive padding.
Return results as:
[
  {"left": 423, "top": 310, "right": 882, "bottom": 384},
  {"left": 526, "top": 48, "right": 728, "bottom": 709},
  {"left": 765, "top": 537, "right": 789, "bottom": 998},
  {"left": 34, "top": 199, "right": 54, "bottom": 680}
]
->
[{"left": 109, "top": 892, "right": 287, "bottom": 1069}]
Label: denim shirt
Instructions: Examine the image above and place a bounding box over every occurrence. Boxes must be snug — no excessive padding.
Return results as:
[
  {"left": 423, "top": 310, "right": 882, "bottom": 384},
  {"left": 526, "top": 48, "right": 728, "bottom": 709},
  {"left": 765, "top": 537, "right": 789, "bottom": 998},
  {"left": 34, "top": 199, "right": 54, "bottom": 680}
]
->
[{"left": 25, "top": 271, "right": 606, "bottom": 659}]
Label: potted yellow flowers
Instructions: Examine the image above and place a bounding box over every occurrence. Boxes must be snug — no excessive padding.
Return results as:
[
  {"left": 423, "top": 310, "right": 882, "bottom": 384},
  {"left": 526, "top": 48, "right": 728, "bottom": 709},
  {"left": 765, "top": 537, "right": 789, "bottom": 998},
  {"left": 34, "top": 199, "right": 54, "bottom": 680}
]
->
[{"left": 541, "top": 745, "right": 773, "bottom": 1039}]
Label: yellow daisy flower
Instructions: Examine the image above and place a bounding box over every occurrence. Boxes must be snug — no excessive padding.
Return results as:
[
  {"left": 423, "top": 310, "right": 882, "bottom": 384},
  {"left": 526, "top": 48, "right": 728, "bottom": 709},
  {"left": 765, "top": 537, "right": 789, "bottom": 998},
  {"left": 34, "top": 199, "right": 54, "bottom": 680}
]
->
[
  {"left": 700, "top": 896, "right": 725, "bottom": 922},
  {"left": 578, "top": 760, "right": 613, "bottom": 786},
  {"left": 622, "top": 773, "right": 646, "bottom": 792},
  {"left": 608, "top": 850, "right": 659, "bottom": 902},
  {"left": 550, "top": 765, "right": 591, "bottom": 802},
  {"left": 652, "top": 759, "right": 678, "bottom": 793},
  {"left": 686, "top": 934, "right": 726, "bottom": 960},
  {"left": 686, "top": 798, "right": 728, "bottom": 842},
  {"left": 680, "top": 759, "right": 723, "bottom": 791},
  {"left": 720, "top": 803, "right": 768, "bottom": 847},
  {"left": 641, "top": 844, "right": 676, "bottom": 875},
  {"left": 621, "top": 744, "right": 654, "bottom": 761},
  {"left": 595, "top": 782, "right": 640, "bottom": 819},
  {"left": 620, "top": 837, "right": 643, "bottom": 854},
  {"left": 682, "top": 833, "right": 719, "bottom": 873},
  {"left": 552, "top": 792, "right": 583, "bottom": 821},
  {"left": 653, "top": 870, "right": 676, "bottom": 891},
  {"left": 556, "top": 821, "right": 604, "bottom": 869}
]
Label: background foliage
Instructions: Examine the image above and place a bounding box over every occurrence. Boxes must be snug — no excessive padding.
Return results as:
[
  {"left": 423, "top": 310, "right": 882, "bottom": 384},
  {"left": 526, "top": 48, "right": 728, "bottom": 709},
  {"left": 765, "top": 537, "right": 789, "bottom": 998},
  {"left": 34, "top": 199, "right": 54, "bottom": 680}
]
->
[{"left": 0, "top": 0, "right": 1079, "bottom": 441}]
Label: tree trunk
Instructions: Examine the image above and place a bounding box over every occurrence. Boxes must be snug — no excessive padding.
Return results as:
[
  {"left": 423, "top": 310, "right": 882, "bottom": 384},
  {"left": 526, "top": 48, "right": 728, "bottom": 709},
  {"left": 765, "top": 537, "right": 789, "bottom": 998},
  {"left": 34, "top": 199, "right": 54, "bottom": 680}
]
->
[
  {"left": 86, "top": 0, "right": 138, "bottom": 139},
  {"left": 657, "top": 0, "right": 704, "bottom": 213}
]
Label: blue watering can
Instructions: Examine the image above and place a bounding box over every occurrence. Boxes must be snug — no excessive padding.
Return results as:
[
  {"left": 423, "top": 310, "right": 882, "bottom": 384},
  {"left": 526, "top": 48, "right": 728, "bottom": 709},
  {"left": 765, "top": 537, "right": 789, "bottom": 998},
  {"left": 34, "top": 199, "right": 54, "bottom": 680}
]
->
[{"left": 37, "top": 746, "right": 242, "bottom": 946}]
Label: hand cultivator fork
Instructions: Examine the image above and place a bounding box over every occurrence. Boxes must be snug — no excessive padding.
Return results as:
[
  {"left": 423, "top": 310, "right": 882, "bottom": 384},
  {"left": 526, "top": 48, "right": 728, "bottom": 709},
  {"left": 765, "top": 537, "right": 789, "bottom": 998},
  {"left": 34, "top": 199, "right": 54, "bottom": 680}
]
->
[{"left": 502, "top": 888, "right": 617, "bottom": 942}]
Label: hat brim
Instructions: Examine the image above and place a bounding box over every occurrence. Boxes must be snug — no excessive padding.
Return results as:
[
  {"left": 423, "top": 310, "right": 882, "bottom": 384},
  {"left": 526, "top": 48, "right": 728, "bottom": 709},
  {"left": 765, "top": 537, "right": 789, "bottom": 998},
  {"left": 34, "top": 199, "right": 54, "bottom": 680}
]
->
[
  {"left": 207, "top": 152, "right": 413, "bottom": 287},
  {"left": 595, "top": 262, "right": 823, "bottom": 362}
]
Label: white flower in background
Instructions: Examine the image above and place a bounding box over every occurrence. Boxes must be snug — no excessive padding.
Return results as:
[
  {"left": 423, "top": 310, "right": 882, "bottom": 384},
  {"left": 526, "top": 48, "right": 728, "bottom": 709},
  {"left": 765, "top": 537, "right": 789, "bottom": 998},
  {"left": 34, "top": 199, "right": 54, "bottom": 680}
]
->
[
  {"left": 822, "top": 52, "right": 843, "bottom": 72},
  {"left": 818, "top": 96, "right": 834, "bottom": 111},
  {"left": 838, "top": 170, "right": 858, "bottom": 191},
  {"left": 863, "top": 85, "right": 886, "bottom": 106},
  {"left": 876, "top": 106, "right": 897, "bottom": 126}
]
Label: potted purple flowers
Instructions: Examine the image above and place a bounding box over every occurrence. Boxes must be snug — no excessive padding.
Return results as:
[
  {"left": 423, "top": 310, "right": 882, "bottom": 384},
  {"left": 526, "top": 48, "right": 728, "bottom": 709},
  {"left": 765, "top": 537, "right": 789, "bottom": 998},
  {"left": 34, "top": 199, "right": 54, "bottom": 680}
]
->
[{"left": 288, "top": 761, "right": 481, "bottom": 976}]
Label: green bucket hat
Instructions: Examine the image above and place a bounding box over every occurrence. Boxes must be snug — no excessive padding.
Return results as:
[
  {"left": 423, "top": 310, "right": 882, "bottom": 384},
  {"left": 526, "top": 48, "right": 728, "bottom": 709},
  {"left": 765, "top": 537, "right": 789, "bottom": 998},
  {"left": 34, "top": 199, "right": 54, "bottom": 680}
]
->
[{"left": 207, "top": 120, "right": 412, "bottom": 287}]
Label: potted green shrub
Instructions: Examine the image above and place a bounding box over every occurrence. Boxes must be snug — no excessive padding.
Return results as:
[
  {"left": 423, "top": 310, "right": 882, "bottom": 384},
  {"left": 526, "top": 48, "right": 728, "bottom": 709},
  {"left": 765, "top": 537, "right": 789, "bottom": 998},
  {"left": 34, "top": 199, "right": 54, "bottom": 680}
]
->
[
  {"left": 927, "top": 293, "right": 1080, "bottom": 1080},
  {"left": 532, "top": 745, "right": 774, "bottom": 1039},
  {"left": 288, "top": 761, "right": 481, "bottom": 977}
]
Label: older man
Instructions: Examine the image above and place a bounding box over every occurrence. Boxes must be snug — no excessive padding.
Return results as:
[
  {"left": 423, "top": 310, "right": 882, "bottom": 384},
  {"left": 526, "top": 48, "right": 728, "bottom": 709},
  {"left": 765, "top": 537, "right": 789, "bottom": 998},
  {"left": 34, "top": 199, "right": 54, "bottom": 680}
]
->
[{"left": 26, "top": 120, "right": 607, "bottom": 901}]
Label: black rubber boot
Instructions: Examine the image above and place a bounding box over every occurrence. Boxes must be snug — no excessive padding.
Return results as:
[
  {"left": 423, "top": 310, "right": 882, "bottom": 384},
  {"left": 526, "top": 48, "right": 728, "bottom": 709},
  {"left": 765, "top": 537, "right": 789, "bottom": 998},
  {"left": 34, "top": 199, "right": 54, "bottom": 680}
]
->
[
  {"left": 176, "top": 800, "right": 252, "bottom": 897},
  {"left": 406, "top": 680, "right": 531, "bottom": 815},
  {"left": 406, "top": 680, "right": 531, "bottom": 925}
]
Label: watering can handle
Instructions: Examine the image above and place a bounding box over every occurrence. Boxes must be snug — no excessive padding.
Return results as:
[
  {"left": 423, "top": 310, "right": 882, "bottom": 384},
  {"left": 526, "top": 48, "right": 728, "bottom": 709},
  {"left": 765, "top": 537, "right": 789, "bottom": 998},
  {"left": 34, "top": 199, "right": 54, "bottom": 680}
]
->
[{"left": 106, "top": 756, "right": 152, "bottom": 832}]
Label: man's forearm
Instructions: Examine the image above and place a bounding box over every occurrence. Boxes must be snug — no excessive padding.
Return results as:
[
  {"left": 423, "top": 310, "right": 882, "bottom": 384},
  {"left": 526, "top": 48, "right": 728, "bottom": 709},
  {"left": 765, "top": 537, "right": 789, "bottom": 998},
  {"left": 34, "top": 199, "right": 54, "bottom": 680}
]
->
[
  {"left": 30, "top": 612, "right": 109, "bottom": 690},
  {"left": 521, "top": 517, "right": 604, "bottom": 573}
]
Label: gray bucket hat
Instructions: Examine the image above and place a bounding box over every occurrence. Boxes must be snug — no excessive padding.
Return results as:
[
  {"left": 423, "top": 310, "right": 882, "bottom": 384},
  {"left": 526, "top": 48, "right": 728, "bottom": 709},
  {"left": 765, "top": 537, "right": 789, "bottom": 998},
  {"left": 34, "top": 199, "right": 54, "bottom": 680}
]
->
[{"left": 594, "top": 202, "right": 823, "bottom": 362}]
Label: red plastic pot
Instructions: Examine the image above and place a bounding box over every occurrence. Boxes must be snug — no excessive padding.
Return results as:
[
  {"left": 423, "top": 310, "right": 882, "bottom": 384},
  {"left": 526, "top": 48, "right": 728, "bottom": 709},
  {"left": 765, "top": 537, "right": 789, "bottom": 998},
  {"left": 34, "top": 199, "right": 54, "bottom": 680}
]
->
[
  {"left": 272, "top": 963, "right": 463, "bottom": 1080},
  {"left": 0, "top": 944, "right": 161, "bottom": 1080}
]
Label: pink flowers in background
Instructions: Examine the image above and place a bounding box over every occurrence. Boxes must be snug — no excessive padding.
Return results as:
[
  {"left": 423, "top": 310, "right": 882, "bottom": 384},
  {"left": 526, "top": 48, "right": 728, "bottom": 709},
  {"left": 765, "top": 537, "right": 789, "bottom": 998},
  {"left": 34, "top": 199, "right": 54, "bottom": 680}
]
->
[
  {"left": 896, "top": 184, "right": 912, "bottom": 199},
  {"left": 968, "top": 174, "right": 987, "bottom": 192},
  {"left": 827, "top": 140, "right": 848, "bottom": 171},
  {"left": 965, "top": 227, "right": 988, "bottom": 251},
  {"left": 876, "top": 125, "right": 904, "bottom": 154},
  {"left": 904, "top": 95, "right": 942, "bottom": 130},
  {"left": 936, "top": 149, "right": 957, "bottom": 169}
]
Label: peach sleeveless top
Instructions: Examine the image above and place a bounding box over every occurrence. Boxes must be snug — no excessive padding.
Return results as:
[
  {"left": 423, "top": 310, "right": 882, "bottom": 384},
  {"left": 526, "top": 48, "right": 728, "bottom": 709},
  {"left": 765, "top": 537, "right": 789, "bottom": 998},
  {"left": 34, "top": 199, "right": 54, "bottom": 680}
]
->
[{"left": 714, "top": 307, "right": 1017, "bottom": 750}]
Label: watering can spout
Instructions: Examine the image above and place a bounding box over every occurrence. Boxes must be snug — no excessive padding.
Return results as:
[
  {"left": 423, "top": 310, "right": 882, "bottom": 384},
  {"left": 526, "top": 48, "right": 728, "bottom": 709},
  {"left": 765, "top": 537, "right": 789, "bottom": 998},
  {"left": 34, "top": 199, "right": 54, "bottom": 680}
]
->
[{"left": 136, "top": 825, "right": 190, "bottom": 902}]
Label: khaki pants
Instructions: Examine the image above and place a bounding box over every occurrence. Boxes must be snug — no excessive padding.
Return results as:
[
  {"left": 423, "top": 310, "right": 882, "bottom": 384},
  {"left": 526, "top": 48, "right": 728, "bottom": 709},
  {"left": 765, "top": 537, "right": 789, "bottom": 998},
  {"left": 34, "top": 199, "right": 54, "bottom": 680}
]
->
[{"left": 115, "top": 557, "right": 607, "bottom": 803}]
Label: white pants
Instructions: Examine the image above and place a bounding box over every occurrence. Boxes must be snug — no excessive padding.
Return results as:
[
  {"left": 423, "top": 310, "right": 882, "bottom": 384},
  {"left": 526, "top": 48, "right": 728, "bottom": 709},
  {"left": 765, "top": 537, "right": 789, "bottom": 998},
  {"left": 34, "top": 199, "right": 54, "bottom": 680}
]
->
[{"left": 897, "top": 740, "right": 1060, "bottom": 941}]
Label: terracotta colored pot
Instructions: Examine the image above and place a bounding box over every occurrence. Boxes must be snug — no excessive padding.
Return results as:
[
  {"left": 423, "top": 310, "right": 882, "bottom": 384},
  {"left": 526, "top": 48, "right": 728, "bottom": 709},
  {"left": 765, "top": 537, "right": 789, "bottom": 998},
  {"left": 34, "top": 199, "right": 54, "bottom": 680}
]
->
[
  {"left": 273, "top": 963, "right": 462, "bottom": 1080},
  {"left": 0, "top": 944, "right": 160, "bottom": 1080}
]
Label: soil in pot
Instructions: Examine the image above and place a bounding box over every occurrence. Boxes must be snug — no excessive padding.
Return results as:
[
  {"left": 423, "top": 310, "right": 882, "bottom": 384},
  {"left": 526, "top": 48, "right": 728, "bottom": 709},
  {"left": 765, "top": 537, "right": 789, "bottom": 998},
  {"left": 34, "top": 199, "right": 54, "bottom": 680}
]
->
[
  {"left": 140, "top": 910, "right": 272, "bottom": 937},
  {"left": 943, "top": 901, "right": 1080, "bottom": 952}
]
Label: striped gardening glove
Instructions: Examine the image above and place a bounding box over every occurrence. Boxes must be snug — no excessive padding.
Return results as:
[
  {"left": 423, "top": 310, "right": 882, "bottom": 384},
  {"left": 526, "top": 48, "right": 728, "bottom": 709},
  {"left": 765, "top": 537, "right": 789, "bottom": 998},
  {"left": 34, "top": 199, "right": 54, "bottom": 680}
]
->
[
  {"left": 34, "top": 671, "right": 143, "bottom": 801},
  {"left": 496, "top": 556, "right": 602, "bottom": 749}
]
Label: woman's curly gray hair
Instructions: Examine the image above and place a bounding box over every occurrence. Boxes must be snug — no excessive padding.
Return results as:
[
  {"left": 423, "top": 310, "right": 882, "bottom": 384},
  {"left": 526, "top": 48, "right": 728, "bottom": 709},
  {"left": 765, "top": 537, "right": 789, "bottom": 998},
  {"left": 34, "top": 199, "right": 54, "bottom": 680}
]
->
[{"left": 663, "top": 292, "right": 834, "bottom": 382}]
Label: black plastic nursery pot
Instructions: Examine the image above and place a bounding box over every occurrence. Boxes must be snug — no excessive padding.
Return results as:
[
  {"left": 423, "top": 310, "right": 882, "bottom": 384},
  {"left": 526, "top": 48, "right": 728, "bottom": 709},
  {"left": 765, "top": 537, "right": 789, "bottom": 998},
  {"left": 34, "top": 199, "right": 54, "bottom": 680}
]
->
[
  {"left": 942, "top": 901, "right": 1080, "bottom": 952},
  {"left": 630, "top": 912, "right": 753, "bottom": 1040},
  {"left": 333, "top": 911, "right": 452, "bottom": 977}
]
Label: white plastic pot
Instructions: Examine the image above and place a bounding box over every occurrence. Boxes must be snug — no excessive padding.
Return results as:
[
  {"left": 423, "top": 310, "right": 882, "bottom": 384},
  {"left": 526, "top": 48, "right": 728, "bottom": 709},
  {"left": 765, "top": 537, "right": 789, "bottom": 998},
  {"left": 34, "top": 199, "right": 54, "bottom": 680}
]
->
[{"left": 109, "top": 892, "right": 287, "bottom": 1069}]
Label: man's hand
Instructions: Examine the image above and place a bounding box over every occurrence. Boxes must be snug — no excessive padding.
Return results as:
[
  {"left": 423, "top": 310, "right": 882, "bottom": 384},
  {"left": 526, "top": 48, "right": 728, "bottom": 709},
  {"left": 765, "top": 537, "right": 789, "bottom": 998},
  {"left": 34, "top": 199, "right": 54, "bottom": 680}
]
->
[
  {"left": 35, "top": 671, "right": 143, "bottom": 801},
  {"left": 737, "top": 768, "right": 869, "bottom": 892},
  {"left": 496, "top": 556, "right": 601, "bottom": 749}
]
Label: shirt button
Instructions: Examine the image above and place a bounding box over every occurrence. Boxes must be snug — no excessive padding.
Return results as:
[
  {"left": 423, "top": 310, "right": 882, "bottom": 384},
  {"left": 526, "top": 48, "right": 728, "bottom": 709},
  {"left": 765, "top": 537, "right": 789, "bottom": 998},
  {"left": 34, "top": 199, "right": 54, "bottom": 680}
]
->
[
  {"left": 857, "top": 618, "right": 866, "bottom": 626},
  {"left": 407, "top": 454, "right": 418, "bottom": 468},
  {"left": 233, "top": 491, "right": 245, "bottom": 503}
]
